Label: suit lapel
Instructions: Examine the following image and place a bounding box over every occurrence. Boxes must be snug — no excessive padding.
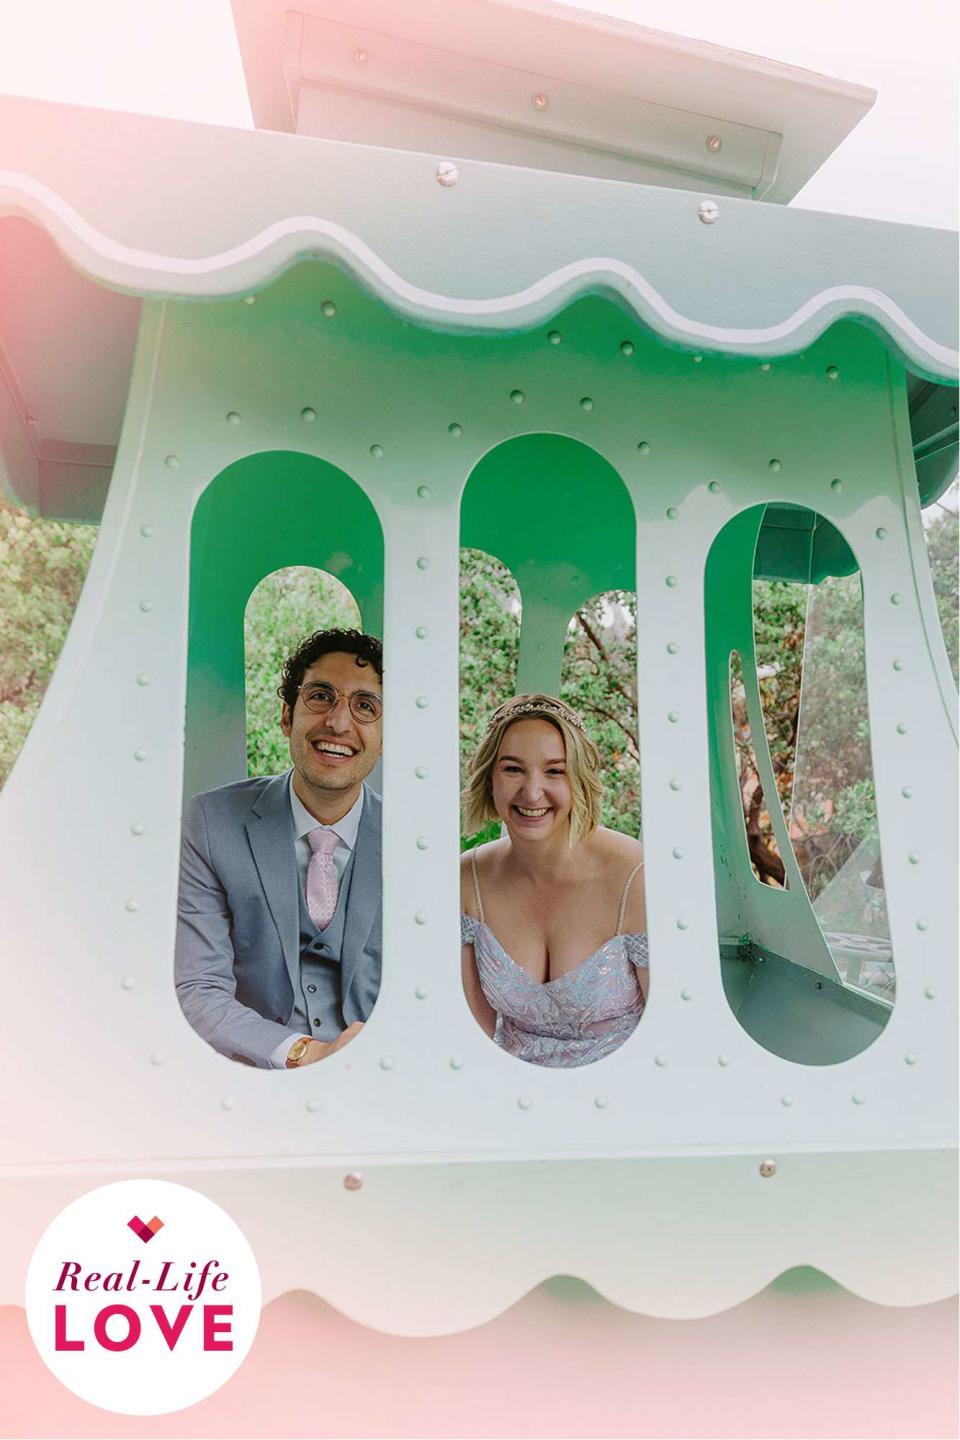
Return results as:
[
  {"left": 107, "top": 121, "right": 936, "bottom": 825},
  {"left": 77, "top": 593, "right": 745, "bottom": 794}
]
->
[
  {"left": 246, "top": 772, "right": 300, "bottom": 1000},
  {"left": 340, "top": 784, "right": 381, "bottom": 1003}
]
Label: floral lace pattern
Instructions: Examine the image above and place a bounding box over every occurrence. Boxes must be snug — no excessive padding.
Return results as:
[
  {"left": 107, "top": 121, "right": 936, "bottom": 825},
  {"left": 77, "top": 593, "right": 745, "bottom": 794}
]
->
[{"left": 461, "top": 914, "right": 648, "bottom": 1068}]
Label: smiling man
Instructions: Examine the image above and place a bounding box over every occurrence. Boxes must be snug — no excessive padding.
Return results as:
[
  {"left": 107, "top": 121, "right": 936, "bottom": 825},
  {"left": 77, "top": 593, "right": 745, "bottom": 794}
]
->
[{"left": 175, "top": 629, "right": 383, "bottom": 1068}]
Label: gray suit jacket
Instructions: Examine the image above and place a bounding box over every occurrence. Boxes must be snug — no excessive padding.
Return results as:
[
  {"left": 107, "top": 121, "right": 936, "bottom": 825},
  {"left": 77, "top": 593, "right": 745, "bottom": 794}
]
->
[{"left": 175, "top": 773, "right": 382, "bottom": 1067}]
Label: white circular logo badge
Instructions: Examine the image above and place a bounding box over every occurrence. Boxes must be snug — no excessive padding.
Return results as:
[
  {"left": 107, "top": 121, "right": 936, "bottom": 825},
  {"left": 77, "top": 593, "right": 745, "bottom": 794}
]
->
[{"left": 25, "top": 1179, "right": 261, "bottom": 1415}]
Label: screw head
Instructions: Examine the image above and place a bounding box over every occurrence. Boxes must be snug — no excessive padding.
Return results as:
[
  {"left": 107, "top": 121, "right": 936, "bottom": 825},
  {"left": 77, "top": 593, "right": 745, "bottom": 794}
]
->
[
  {"left": 532, "top": 91, "right": 548, "bottom": 110},
  {"left": 698, "top": 200, "right": 719, "bottom": 224},
  {"left": 436, "top": 161, "right": 459, "bottom": 187},
  {"left": 594, "top": 1095, "right": 609, "bottom": 1109},
  {"left": 226, "top": 411, "right": 241, "bottom": 425},
  {"left": 620, "top": 340, "right": 635, "bottom": 357},
  {"left": 826, "top": 365, "right": 840, "bottom": 380},
  {"left": 548, "top": 330, "right": 563, "bottom": 345},
  {"left": 379, "top": 1056, "right": 396, "bottom": 1071},
  {"left": 705, "top": 133, "right": 722, "bottom": 152},
  {"left": 343, "top": 1171, "right": 363, "bottom": 1191},
  {"left": 654, "top": 1054, "right": 668, "bottom": 1068},
  {"left": 759, "top": 1159, "right": 777, "bottom": 1178},
  {"left": 517, "top": 1095, "right": 533, "bottom": 1110},
  {"left": 637, "top": 441, "right": 651, "bottom": 455},
  {"left": 164, "top": 454, "right": 180, "bottom": 469},
  {"left": 300, "top": 407, "right": 316, "bottom": 422},
  {"left": 370, "top": 444, "right": 384, "bottom": 460},
  {"left": 708, "top": 480, "right": 721, "bottom": 494}
]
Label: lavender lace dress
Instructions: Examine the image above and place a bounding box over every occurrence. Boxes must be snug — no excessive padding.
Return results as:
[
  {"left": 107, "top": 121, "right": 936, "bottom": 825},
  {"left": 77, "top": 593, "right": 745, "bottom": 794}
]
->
[{"left": 461, "top": 855, "right": 649, "bottom": 1068}]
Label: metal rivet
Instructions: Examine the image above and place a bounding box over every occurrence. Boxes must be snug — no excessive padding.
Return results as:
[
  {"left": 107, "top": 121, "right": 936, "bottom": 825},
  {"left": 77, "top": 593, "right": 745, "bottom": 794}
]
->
[
  {"left": 717, "top": 1055, "right": 731, "bottom": 1068},
  {"left": 666, "top": 642, "right": 679, "bottom": 654},
  {"left": 548, "top": 330, "right": 563, "bottom": 345},
  {"left": 415, "top": 626, "right": 428, "bottom": 639},
  {"left": 517, "top": 1095, "right": 533, "bottom": 1110},
  {"left": 416, "top": 836, "right": 429, "bottom": 850},
  {"left": 415, "top": 766, "right": 428, "bottom": 779},
  {"left": 759, "top": 361, "right": 771, "bottom": 372},
  {"left": 708, "top": 480, "right": 721, "bottom": 494},
  {"left": 692, "top": 354, "right": 703, "bottom": 364},
  {"left": 897, "top": 723, "right": 908, "bottom": 735},
  {"left": 321, "top": 300, "right": 337, "bottom": 317},
  {"left": 924, "top": 987, "right": 936, "bottom": 999},
  {"left": 139, "top": 599, "right": 153, "bottom": 613},
  {"left": 620, "top": 340, "right": 635, "bottom": 357},
  {"left": 415, "top": 984, "right": 429, "bottom": 1000},
  {"left": 916, "top": 918, "right": 928, "bottom": 931},
  {"left": 415, "top": 695, "right": 429, "bottom": 709},
  {"left": 150, "top": 1052, "right": 165, "bottom": 1067},
  {"left": 579, "top": 396, "right": 594, "bottom": 411},
  {"left": 416, "top": 485, "right": 431, "bottom": 499},
  {"left": 369, "top": 444, "right": 384, "bottom": 460},
  {"left": 416, "top": 556, "right": 429, "bottom": 570},
  {"left": 379, "top": 1056, "right": 396, "bottom": 1071},
  {"left": 665, "top": 575, "right": 678, "bottom": 587},
  {"left": 226, "top": 411, "right": 241, "bottom": 425},
  {"left": 826, "top": 365, "right": 840, "bottom": 380},
  {"left": 891, "top": 593, "right": 902, "bottom": 605},
  {"left": 121, "top": 976, "right": 135, "bottom": 991},
  {"left": 830, "top": 478, "right": 843, "bottom": 492},
  {"left": 893, "top": 658, "right": 904, "bottom": 671},
  {"left": 343, "top": 1171, "right": 363, "bottom": 1191},
  {"left": 130, "top": 823, "right": 145, "bottom": 836},
  {"left": 759, "top": 1159, "right": 777, "bottom": 1178},
  {"left": 908, "top": 852, "right": 920, "bottom": 865},
  {"left": 352, "top": 46, "right": 368, "bottom": 64},
  {"left": 769, "top": 459, "right": 782, "bottom": 472},
  {"left": 672, "top": 847, "right": 684, "bottom": 860},
  {"left": 668, "top": 711, "right": 680, "bottom": 723},
  {"left": 780, "top": 1094, "right": 794, "bottom": 1107},
  {"left": 654, "top": 1054, "right": 668, "bottom": 1068},
  {"left": 680, "top": 987, "right": 693, "bottom": 1000},
  {"left": 164, "top": 454, "right": 180, "bottom": 469},
  {"left": 905, "top": 1052, "right": 918, "bottom": 1066},
  {"left": 676, "top": 918, "right": 689, "bottom": 931},
  {"left": 305, "top": 1098, "right": 321, "bottom": 1113},
  {"left": 125, "top": 899, "right": 139, "bottom": 913},
  {"left": 669, "top": 778, "right": 682, "bottom": 791},
  {"left": 139, "top": 524, "right": 153, "bottom": 538},
  {"left": 219, "top": 1097, "right": 237, "bottom": 1113},
  {"left": 510, "top": 389, "right": 525, "bottom": 404},
  {"left": 901, "top": 786, "right": 913, "bottom": 798},
  {"left": 594, "top": 1095, "right": 610, "bottom": 1109},
  {"left": 449, "top": 1056, "right": 464, "bottom": 1070},
  {"left": 414, "top": 912, "right": 427, "bottom": 925},
  {"left": 532, "top": 91, "right": 548, "bottom": 110},
  {"left": 436, "top": 161, "right": 459, "bottom": 186},
  {"left": 666, "top": 507, "right": 678, "bottom": 520},
  {"left": 301, "top": 407, "right": 316, "bottom": 422},
  {"left": 876, "top": 527, "right": 887, "bottom": 540},
  {"left": 637, "top": 441, "right": 651, "bottom": 455},
  {"left": 698, "top": 200, "right": 719, "bottom": 224},
  {"left": 242, "top": 295, "right": 256, "bottom": 305},
  {"left": 706, "top": 134, "right": 722, "bottom": 152},
  {"left": 448, "top": 422, "right": 463, "bottom": 437},
  {"left": 134, "top": 749, "right": 148, "bottom": 762},
  {"left": 851, "top": 1092, "right": 865, "bottom": 1105},
  {"left": 136, "top": 673, "right": 150, "bottom": 687}
]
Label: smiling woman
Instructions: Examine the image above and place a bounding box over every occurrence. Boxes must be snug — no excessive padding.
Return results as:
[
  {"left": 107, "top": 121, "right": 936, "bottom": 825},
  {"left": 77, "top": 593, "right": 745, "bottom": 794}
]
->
[{"left": 459, "top": 695, "right": 649, "bottom": 1067}]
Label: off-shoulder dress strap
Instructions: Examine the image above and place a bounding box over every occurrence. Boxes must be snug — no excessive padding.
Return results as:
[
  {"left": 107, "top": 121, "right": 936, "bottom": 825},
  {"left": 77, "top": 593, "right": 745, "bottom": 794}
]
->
[
  {"left": 616, "top": 863, "right": 644, "bottom": 936},
  {"left": 470, "top": 848, "right": 486, "bottom": 924}
]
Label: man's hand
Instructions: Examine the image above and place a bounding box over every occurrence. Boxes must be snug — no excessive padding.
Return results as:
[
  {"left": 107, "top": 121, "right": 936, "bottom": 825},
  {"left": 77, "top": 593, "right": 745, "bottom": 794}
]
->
[{"left": 296, "top": 1021, "right": 365, "bottom": 1066}]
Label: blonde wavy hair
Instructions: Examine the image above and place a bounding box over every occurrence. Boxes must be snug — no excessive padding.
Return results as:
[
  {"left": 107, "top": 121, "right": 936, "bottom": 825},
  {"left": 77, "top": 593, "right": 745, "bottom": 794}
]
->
[{"left": 462, "top": 694, "right": 604, "bottom": 846}]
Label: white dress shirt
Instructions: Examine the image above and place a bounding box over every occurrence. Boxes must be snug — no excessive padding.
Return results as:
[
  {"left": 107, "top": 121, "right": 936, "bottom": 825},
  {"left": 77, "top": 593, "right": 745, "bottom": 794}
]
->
[{"left": 268, "top": 781, "right": 365, "bottom": 1068}]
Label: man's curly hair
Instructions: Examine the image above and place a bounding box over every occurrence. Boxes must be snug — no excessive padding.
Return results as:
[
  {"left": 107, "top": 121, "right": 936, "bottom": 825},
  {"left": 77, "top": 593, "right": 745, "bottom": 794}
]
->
[{"left": 278, "top": 628, "right": 383, "bottom": 710}]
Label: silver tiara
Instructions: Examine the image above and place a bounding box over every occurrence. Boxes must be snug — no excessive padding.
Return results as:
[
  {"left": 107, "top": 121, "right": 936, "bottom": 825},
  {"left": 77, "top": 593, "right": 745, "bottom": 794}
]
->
[{"left": 491, "top": 699, "right": 587, "bottom": 733}]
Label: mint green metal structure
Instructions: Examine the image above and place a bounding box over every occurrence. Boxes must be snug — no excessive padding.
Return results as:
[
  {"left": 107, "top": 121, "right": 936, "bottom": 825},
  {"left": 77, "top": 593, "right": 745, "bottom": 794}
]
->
[{"left": 0, "top": 0, "right": 956, "bottom": 1343}]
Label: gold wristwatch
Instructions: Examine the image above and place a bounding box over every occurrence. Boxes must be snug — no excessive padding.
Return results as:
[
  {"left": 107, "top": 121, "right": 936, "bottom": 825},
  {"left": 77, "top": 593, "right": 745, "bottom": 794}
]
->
[{"left": 285, "top": 1036, "right": 312, "bottom": 1068}]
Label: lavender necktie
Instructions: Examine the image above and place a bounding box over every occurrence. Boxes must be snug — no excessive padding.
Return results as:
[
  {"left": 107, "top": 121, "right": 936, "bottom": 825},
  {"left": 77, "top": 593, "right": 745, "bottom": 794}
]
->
[{"left": 305, "top": 828, "right": 342, "bottom": 931}]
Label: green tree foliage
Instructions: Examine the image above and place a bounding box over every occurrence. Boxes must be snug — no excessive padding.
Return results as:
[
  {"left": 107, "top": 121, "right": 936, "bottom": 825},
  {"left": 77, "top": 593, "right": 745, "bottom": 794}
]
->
[
  {"left": 0, "top": 501, "right": 96, "bottom": 786},
  {"left": 244, "top": 566, "right": 360, "bottom": 776}
]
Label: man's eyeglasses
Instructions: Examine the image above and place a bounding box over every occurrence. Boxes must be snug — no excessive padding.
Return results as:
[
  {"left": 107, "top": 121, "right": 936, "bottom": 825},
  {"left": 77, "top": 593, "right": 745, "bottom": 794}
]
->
[{"left": 297, "top": 682, "right": 383, "bottom": 724}]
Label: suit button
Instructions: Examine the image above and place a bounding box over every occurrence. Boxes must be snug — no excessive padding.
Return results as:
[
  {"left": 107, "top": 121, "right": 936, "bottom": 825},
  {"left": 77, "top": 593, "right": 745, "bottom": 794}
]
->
[
  {"left": 307, "top": 984, "right": 317, "bottom": 994},
  {"left": 312, "top": 1018, "right": 321, "bottom": 1028}
]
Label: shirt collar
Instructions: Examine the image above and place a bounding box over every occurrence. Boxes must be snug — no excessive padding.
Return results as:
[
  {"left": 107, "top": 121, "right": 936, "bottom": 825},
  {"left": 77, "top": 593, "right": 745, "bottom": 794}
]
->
[{"left": 288, "top": 774, "right": 364, "bottom": 852}]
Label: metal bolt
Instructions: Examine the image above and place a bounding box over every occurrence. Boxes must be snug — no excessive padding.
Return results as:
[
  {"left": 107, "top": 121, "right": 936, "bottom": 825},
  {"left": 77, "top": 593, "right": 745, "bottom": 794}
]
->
[
  {"left": 594, "top": 1095, "right": 610, "bottom": 1109},
  {"left": 379, "top": 1056, "right": 396, "bottom": 1071},
  {"left": 226, "top": 411, "right": 241, "bottom": 425},
  {"left": 436, "top": 161, "right": 459, "bottom": 187},
  {"left": 705, "top": 134, "right": 722, "bottom": 152},
  {"left": 140, "top": 524, "right": 153, "bottom": 538},
  {"left": 301, "top": 407, "right": 316, "bottom": 423},
  {"left": 698, "top": 200, "right": 719, "bottom": 224},
  {"left": 414, "top": 912, "right": 427, "bottom": 925},
  {"left": 220, "top": 1097, "right": 237, "bottom": 1112},
  {"left": 370, "top": 444, "right": 384, "bottom": 460},
  {"left": 416, "top": 485, "right": 431, "bottom": 499},
  {"left": 164, "top": 454, "right": 180, "bottom": 469},
  {"left": 517, "top": 1095, "right": 533, "bottom": 1110},
  {"left": 532, "top": 91, "right": 548, "bottom": 110},
  {"left": 343, "top": 1171, "right": 363, "bottom": 1191},
  {"left": 416, "top": 695, "right": 429, "bottom": 709},
  {"left": 415, "top": 626, "right": 428, "bottom": 639},
  {"left": 654, "top": 1054, "right": 668, "bottom": 1068},
  {"left": 780, "top": 1095, "right": 794, "bottom": 1107},
  {"left": 759, "top": 1159, "right": 777, "bottom": 1178}
]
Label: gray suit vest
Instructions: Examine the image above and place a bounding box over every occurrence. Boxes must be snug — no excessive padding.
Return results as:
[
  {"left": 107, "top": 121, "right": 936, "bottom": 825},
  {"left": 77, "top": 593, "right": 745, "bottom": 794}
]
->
[{"left": 290, "top": 846, "right": 357, "bottom": 1040}]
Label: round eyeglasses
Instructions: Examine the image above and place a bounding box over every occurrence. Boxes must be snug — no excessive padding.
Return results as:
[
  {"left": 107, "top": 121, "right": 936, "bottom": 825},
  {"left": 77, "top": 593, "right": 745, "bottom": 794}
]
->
[{"left": 297, "top": 682, "right": 383, "bottom": 724}]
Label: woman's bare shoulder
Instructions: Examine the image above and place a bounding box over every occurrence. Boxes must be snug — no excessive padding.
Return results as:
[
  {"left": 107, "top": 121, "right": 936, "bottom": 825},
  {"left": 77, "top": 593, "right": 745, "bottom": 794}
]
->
[
  {"left": 595, "top": 826, "right": 644, "bottom": 870},
  {"left": 460, "top": 839, "right": 507, "bottom": 913}
]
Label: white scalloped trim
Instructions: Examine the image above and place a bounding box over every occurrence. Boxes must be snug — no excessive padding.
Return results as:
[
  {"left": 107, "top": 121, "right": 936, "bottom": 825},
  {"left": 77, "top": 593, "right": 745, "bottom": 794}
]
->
[{"left": 2, "top": 172, "right": 957, "bottom": 381}]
